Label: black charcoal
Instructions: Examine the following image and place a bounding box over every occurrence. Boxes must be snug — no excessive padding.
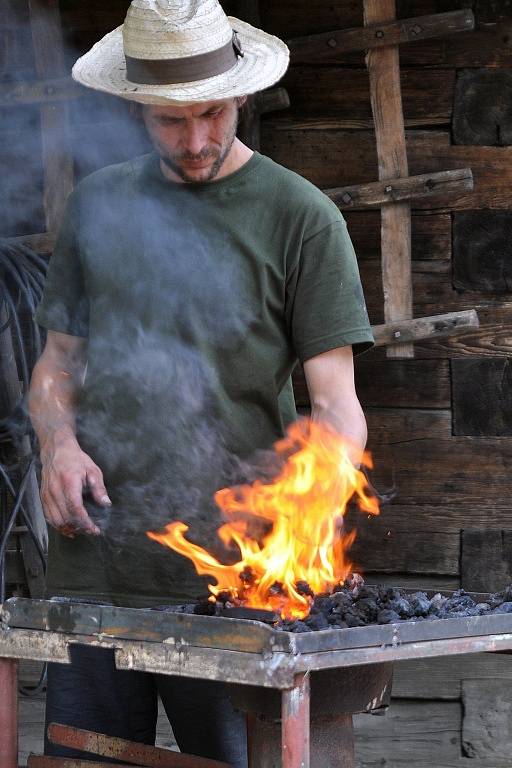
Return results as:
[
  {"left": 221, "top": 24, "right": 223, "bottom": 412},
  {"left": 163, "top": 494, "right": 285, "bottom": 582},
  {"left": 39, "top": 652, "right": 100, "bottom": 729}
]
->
[{"left": 377, "top": 609, "right": 401, "bottom": 624}]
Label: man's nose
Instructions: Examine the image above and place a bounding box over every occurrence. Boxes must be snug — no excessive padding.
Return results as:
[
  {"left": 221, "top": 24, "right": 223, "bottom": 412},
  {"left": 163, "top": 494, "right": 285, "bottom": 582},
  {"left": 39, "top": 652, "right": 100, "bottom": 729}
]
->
[{"left": 183, "top": 121, "right": 207, "bottom": 155}]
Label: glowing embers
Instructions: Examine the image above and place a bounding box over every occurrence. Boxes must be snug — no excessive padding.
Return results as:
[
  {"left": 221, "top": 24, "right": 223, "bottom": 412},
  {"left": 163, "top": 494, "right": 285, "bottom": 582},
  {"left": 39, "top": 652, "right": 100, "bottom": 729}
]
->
[{"left": 147, "top": 418, "right": 379, "bottom": 619}]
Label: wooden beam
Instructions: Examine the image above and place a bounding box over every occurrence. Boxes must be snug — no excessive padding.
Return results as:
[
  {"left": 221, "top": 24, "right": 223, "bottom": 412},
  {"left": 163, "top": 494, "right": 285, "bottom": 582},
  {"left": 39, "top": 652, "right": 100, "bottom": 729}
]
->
[
  {"left": 4, "top": 232, "right": 56, "bottom": 254},
  {"left": 364, "top": 0, "right": 413, "bottom": 359},
  {"left": 372, "top": 309, "right": 479, "bottom": 347},
  {"left": 0, "top": 76, "right": 80, "bottom": 106},
  {"left": 325, "top": 168, "right": 473, "bottom": 210},
  {"left": 28, "top": 0, "right": 74, "bottom": 233},
  {"left": 255, "top": 87, "right": 290, "bottom": 116},
  {"left": 288, "top": 10, "right": 475, "bottom": 63}
]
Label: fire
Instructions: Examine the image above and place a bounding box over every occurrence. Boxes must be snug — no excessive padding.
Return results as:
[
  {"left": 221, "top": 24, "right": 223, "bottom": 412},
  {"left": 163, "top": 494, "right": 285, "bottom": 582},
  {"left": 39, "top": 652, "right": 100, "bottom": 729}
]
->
[{"left": 147, "top": 419, "right": 379, "bottom": 619}]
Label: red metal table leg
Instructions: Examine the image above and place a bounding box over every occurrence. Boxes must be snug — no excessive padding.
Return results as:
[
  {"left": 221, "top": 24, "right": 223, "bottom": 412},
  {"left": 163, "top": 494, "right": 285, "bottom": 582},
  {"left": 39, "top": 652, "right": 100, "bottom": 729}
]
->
[
  {"left": 282, "top": 672, "right": 310, "bottom": 768},
  {"left": 0, "top": 657, "right": 18, "bottom": 768}
]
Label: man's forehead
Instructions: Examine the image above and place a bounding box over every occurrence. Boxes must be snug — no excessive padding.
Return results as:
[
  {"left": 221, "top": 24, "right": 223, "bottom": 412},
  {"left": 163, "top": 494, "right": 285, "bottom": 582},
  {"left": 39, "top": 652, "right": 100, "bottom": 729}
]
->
[{"left": 145, "top": 98, "right": 234, "bottom": 118}]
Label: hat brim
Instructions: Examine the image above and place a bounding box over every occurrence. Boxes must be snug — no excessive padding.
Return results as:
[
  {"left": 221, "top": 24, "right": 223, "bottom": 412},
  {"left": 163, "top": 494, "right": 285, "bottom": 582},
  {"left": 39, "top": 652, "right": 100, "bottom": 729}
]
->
[{"left": 72, "top": 17, "right": 290, "bottom": 105}]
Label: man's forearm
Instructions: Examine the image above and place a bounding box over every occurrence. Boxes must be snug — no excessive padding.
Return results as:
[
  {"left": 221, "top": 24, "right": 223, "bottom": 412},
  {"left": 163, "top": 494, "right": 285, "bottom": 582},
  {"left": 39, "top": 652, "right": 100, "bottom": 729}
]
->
[
  {"left": 29, "top": 353, "right": 83, "bottom": 457},
  {"left": 310, "top": 395, "right": 367, "bottom": 467}
]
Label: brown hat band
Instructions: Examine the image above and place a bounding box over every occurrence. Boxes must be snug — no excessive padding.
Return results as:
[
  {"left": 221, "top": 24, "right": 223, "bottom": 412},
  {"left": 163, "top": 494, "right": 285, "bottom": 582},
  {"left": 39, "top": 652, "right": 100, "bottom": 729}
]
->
[{"left": 125, "top": 31, "right": 244, "bottom": 85}]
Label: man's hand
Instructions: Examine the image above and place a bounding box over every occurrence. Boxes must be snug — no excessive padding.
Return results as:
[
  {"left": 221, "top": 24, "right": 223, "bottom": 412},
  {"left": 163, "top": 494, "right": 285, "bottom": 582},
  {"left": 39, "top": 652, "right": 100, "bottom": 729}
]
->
[{"left": 40, "top": 436, "right": 112, "bottom": 538}]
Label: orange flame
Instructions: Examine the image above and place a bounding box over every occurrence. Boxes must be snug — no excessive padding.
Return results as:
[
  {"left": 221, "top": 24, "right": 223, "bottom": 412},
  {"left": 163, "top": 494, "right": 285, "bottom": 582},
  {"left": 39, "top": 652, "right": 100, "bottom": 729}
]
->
[{"left": 147, "top": 419, "right": 379, "bottom": 619}]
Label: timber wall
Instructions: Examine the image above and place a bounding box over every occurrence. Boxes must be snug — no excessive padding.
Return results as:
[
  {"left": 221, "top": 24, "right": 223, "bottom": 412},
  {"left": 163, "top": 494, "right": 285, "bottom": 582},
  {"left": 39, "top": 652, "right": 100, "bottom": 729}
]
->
[{"left": 2, "top": 0, "right": 512, "bottom": 765}]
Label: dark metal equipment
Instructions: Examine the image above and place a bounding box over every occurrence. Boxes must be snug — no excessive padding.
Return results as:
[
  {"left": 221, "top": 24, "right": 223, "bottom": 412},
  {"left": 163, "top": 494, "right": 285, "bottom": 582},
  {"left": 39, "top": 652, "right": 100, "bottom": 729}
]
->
[{"left": 1, "top": 596, "right": 512, "bottom": 767}]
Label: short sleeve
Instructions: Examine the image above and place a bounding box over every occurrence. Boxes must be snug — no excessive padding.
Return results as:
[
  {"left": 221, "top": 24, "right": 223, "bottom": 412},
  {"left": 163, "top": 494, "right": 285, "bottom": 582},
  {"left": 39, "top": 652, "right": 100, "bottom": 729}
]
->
[
  {"left": 287, "top": 219, "right": 373, "bottom": 363},
  {"left": 35, "top": 192, "right": 89, "bottom": 338}
]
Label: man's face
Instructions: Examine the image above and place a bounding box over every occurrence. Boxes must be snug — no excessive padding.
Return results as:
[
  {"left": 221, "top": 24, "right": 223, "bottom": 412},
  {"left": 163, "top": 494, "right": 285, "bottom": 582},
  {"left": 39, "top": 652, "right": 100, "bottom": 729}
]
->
[{"left": 142, "top": 98, "right": 241, "bottom": 183}]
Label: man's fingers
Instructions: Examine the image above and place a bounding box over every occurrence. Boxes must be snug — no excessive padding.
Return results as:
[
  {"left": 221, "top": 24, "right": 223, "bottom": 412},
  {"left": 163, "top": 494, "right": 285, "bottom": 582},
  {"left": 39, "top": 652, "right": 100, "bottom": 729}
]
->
[
  {"left": 63, "top": 490, "right": 100, "bottom": 535},
  {"left": 86, "top": 468, "right": 112, "bottom": 507}
]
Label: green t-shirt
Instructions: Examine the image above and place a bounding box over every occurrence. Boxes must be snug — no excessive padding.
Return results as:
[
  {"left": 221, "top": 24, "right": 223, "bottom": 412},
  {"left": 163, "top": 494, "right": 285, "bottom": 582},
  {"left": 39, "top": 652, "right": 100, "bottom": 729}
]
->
[{"left": 36, "top": 150, "right": 373, "bottom": 607}]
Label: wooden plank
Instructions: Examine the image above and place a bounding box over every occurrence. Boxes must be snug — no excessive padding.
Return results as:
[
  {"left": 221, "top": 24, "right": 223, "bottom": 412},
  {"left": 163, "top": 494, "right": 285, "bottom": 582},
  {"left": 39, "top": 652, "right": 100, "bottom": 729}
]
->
[
  {"left": 353, "top": 700, "right": 462, "bottom": 764},
  {"left": 345, "top": 211, "right": 452, "bottom": 262},
  {"left": 4, "top": 232, "right": 55, "bottom": 254},
  {"left": 356, "top": 503, "right": 512, "bottom": 533},
  {"left": 288, "top": 10, "right": 474, "bottom": 61},
  {"left": 0, "top": 76, "right": 79, "bottom": 106},
  {"left": 364, "top": 0, "right": 413, "bottom": 359},
  {"left": 325, "top": 169, "right": 473, "bottom": 210},
  {"left": 260, "top": 129, "right": 512, "bottom": 211},
  {"left": 293, "top": 358, "right": 450, "bottom": 409},
  {"left": 453, "top": 69, "right": 512, "bottom": 146},
  {"left": 372, "top": 309, "right": 479, "bottom": 347},
  {"left": 394, "top": 653, "right": 512, "bottom": 700},
  {"left": 413, "top": 305, "right": 512, "bottom": 359},
  {"left": 369, "top": 438, "right": 512, "bottom": 506},
  {"left": 453, "top": 211, "right": 512, "bottom": 292},
  {"left": 462, "top": 679, "right": 512, "bottom": 761},
  {"left": 28, "top": 0, "right": 74, "bottom": 233},
  {"left": 274, "top": 68, "right": 455, "bottom": 130},
  {"left": 356, "top": 358, "right": 451, "bottom": 408},
  {"left": 452, "top": 358, "right": 512, "bottom": 436},
  {"left": 365, "top": 408, "right": 452, "bottom": 444},
  {"left": 259, "top": 0, "right": 363, "bottom": 39},
  {"left": 349, "top": 521, "right": 460, "bottom": 576},
  {"left": 461, "top": 530, "right": 512, "bottom": 593}
]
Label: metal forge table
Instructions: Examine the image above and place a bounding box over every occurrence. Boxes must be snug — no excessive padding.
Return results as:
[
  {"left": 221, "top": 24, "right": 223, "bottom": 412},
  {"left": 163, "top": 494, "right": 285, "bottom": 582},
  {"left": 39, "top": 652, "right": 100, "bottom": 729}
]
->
[{"left": 1, "top": 597, "right": 512, "bottom": 768}]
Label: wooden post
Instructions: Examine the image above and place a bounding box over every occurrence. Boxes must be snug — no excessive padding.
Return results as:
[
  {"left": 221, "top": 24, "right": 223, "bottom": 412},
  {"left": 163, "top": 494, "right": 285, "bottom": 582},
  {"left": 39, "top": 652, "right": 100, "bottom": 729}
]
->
[
  {"left": 0, "top": 658, "right": 18, "bottom": 768},
  {"left": 28, "top": 0, "right": 74, "bottom": 234},
  {"left": 364, "top": 0, "right": 414, "bottom": 358}
]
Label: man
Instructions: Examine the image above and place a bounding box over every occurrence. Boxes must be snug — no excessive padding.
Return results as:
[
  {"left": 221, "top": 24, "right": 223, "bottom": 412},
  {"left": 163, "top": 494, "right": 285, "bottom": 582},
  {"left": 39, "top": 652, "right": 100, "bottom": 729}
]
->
[{"left": 30, "top": 1, "right": 374, "bottom": 764}]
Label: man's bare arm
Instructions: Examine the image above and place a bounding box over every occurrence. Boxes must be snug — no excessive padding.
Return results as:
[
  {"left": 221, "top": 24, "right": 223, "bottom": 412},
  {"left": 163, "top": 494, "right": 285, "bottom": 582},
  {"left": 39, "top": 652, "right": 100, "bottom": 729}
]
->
[
  {"left": 302, "top": 346, "right": 367, "bottom": 466},
  {"left": 29, "top": 330, "right": 111, "bottom": 537}
]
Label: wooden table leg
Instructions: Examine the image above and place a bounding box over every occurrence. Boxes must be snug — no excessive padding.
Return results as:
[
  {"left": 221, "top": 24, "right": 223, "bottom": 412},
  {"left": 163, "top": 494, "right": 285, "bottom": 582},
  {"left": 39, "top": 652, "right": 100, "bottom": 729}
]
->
[
  {"left": 282, "top": 672, "right": 310, "bottom": 768},
  {"left": 0, "top": 657, "right": 18, "bottom": 768}
]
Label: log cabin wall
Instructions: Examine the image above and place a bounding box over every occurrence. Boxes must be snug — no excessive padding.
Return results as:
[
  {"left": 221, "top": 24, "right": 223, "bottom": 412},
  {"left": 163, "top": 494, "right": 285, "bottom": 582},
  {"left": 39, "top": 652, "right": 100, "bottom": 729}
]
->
[{"left": 2, "top": 0, "right": 512, "bottom": 765}]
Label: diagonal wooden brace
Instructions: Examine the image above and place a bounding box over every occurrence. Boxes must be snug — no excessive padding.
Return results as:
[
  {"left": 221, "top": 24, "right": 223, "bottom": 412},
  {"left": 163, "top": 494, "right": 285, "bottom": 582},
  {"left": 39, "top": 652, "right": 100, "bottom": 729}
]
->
[
  {"left": 288, "top": 9, "right": 475, "bottom": 62},
  {"left": 47, "top": 723, "right": 232, "bottom": 768}
]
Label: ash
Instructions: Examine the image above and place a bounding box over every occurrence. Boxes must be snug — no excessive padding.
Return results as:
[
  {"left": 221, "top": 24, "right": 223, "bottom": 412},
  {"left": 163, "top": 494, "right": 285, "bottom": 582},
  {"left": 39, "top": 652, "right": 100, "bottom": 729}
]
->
[{"left": 166, "top": 575, "right": 512, "bottom": 633}]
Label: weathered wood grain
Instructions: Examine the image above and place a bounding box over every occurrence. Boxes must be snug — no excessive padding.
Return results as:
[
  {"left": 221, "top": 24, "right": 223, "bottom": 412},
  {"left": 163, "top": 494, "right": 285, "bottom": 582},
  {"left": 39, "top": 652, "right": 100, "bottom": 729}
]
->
[
  {"left": 28, "top": 0, "right": 74, "bottom": 233},
  {"left": 357, "top": 503, "right": 512, "bottom": 533},
  {"left": 369, "top": 438, "right": 512, "bottom": 506},
  {"left": 294, "top": 358, "right": 451, "bottom": 409},
  {"left": 453, "top": 69, "right": 512, "bottom": 146},
  {"left": 462, "top": 679, "right": 512, "bottom": 761},
  {"left": 365, "top": 408, "right": 452, "bottom": 443},
  {"left": 261, "top": 129, "right": 512, "bottom": 210},
  {"left": 349, "top": 521, "right": 460, "bottom": 575},
  {"left": 453, "top": 211, "right": 512, "bottom": 293},
  {"left": 354, "top": 700, "right": 462, "bottom": 764},
  {"left": 326, "top": 169, "right": 472, "bottom": 210},
  {"left": 461, "top": 530, "right": 512, "bottom": 593},
  {"left": 365, "top": 0, "right": 413, "bottom": 358},
  {"left": 356, "top": 358, "right": 451, "bottom": 408},
  {"left": 452, "top": 358, "right": 512, "bottom": 436},
  {"left": 413, "top": 305, "right": 512, "bottom": 358},
  {"left": 372, "top": 309, "right": 478, "bottom": 347},
  {"left": 273, "top": 68, "right": 455, "bottom": 129},
  {"left": 345, "top": 211, "right": 451, "bottom": 262},
  {"left": 394, "top": 653, "right": 512, "bottom": 700},
  {"left": 288, "top": 10, "right": 474, "bottom": 61}
]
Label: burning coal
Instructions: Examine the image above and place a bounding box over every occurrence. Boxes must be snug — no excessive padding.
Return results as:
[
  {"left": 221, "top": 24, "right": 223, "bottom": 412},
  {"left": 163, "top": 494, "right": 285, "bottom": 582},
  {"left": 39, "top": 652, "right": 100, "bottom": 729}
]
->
[{"left": 148, "top": 418, "right": 379, "bottom": 619}]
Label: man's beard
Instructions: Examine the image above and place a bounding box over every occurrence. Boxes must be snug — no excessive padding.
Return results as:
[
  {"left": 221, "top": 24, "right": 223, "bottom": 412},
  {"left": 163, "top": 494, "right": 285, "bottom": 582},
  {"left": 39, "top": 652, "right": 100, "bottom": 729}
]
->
[{"left": 160, "top": 112, "right": 238, "bottom": 183}]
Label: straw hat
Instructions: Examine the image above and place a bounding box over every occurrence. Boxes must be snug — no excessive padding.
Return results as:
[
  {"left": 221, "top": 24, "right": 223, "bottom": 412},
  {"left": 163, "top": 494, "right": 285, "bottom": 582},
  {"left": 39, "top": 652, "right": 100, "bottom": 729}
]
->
[{"left": 72, "top": 0, "right": 290, "bottom": 106}]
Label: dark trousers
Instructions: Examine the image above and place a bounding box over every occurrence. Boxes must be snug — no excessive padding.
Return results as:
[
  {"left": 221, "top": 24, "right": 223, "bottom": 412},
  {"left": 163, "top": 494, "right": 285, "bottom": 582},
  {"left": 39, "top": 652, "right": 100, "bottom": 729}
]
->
[{"left": 44, "top": 645, "right": 248, "bottom": 766}]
